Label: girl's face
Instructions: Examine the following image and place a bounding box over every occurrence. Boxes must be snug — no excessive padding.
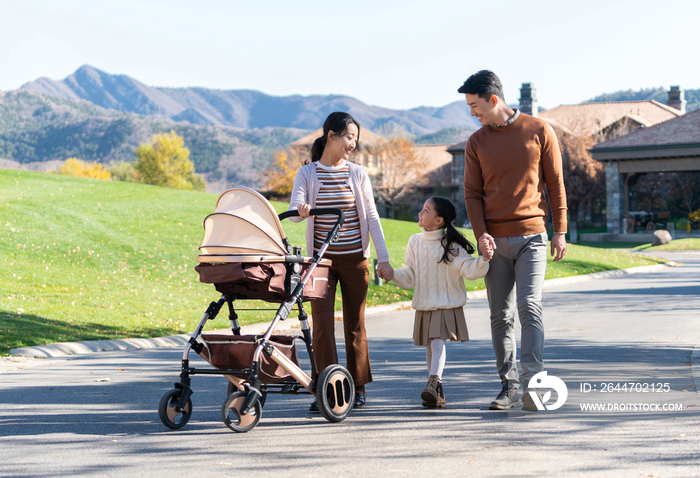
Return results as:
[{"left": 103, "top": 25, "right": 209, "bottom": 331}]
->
[
  {"left": 327, "top": 123, "right": 358, "bottom": 160},
  {"left": 418, "top": 199, "right": 444, "bottom": 231}
]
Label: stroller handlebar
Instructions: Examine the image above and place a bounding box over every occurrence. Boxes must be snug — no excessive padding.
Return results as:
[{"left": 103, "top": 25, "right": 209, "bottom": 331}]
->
[{"left": 278, "top": 208, "right": 345, "bottom": 227}]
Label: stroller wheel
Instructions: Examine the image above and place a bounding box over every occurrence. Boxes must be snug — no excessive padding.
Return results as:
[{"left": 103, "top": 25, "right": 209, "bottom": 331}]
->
[
  {"left": 316, "top": 364, "right": 354, "bottom": 423},
  {"left": 228, "top": 381, "right": 267, "bottom": 408},
  {"left": 222, "top": 391, "right": 262, "bottom": 433},
  {"left": 158, "top": 389, "right": 192, "bottom": 429}
]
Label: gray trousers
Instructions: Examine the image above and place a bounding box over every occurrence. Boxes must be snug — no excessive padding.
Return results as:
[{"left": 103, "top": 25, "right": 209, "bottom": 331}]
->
[{"left": 484, "top": 232, "right": 547, "bottom": 390}]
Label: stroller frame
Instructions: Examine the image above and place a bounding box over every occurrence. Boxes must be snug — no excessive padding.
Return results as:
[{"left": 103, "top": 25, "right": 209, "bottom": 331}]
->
[{"left": 158, "top": 206, "right": 355, "bottom": 433}]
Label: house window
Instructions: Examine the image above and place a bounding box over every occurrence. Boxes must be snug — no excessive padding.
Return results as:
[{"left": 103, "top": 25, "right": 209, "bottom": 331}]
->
[{"left": 452, "top": 153, "right": 464, "bottom": 186}]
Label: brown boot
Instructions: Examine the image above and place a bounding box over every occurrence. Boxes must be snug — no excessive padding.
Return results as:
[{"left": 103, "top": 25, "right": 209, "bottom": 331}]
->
[
  {"left": 421, "top": 375, "right": 440, "bottom": 407},
  {"left": 436, "top": 379, "right": 446, "bottom": 408}
]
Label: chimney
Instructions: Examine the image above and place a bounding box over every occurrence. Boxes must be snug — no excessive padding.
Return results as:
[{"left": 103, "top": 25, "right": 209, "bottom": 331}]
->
[
  {"left": 519, "top": 83, "right": 538, "bottom": 117},
  {"left": 667, "top": 86, "right": 686, "bottom": 114}
]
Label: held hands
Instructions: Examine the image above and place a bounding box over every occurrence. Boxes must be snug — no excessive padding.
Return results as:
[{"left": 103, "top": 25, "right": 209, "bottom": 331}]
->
[
  {"left": 551, "top": 233, "right": 567, "bottom": 261},
  {"left": 478, "top": 233, "right": 496, "bottom": 261},
  {"left": 297, "top": 203, "right": 311, "bottom": 218},
  {"left": 377, "top": 262, "right": 394, "bottom": 281}
]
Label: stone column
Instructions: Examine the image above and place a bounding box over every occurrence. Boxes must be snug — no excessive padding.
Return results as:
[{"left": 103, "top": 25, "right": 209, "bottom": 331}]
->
[{"left": 605, "top": 161, "right": 623, "bottom": 234}]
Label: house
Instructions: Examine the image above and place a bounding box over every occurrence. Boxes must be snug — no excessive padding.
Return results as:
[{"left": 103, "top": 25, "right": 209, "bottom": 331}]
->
[{"left": 591, "top": 107, "right": 700, "bottom": 235}]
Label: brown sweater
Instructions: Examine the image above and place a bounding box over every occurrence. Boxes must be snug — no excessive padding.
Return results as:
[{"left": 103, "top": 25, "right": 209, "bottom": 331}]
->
[{"left": 463, "top": 113, "right": 567, "bottom": 239}]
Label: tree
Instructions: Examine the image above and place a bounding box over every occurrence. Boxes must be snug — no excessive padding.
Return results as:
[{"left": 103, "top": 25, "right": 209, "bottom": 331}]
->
[
  {"left": 107, "top": 160, "right": 138, "bottom": 182},
  {"left": 59, "top": 158, "right": 111, "bottom": 180},
  {"left": 556, "top": 130, "right": 605, "bottom": 225},
  {"left": 373, "top": 137, "right": 429, "bottom": 219},
  {"left": 134, "top": 130, "right": 205, "bottom": 191},
  {"left": 262, "top": 149, "right": 302, "bottom": 196}
]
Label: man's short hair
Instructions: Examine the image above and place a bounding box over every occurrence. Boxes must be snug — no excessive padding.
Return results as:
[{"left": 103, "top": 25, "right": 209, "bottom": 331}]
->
[{"left": 457, "top": 70, "right": 505, "bottom": 101}]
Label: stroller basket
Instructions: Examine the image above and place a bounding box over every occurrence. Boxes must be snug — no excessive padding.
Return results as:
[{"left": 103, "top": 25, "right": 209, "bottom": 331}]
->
[
  {"left": 198, "top": 334, "right": 299, "bottom": 384},
  {"left": 195, "top": 260, "right": 329, "bottom": 302}
]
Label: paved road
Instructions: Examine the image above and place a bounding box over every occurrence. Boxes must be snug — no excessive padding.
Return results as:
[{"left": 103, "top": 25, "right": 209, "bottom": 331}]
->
[{"left": 1, "top": 252, "right": 699, "bottom": 477}]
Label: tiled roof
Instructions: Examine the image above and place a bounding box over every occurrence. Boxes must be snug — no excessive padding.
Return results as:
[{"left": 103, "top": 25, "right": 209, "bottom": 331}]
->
[
  {"left": 592, "top": 108, "right": 700, "bottom": 149},
  {"left": 447, "top": 140, "right": 467, "bottom": 153},
  {"left": 538, "top": 100, "right": 681, "bottom": 136},
  {"left": 414, "top": 144, "right": 453, "bottom": 172}
]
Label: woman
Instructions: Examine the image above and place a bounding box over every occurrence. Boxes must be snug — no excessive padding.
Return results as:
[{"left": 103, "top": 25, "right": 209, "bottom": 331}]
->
[{"left": 288, "top": 111, "right": 391, "bottom": 410}]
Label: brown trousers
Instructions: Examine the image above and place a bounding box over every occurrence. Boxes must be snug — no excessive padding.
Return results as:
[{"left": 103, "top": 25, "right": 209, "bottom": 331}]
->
[{"left": 310, "top": 252, "right": 372, "bottom": 390}]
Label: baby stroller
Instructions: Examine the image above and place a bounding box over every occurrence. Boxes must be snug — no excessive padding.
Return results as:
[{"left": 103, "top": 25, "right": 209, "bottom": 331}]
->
[{"left": 157, "top": 187, "right": 354, "bottom": 433}]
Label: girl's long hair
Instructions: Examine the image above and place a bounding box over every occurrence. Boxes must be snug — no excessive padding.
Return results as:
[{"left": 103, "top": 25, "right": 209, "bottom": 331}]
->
[
  {"left": 309, "top": 112, "right": 361, "bottom": 163},
  {"left": 429, "top": 197, "right": 475, "bottom": 263}
]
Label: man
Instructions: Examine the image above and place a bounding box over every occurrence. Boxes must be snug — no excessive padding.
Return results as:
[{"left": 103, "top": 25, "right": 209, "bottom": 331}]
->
[{"left": 459, "top": 70, "right": 567, "bottom": 411}]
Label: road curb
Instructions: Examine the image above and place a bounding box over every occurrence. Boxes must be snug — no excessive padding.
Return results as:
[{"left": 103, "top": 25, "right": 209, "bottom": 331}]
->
[{"left": 8, "top": 261, "right": 678, "bottom": 360}]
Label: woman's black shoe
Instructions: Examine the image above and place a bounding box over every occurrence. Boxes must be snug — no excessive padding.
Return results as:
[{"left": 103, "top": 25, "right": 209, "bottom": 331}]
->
[{"left": 354, "top": 392, "right": 366, "bottom": 408}]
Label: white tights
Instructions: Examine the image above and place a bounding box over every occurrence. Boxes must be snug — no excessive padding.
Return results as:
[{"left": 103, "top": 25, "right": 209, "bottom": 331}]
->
[{"left": 425, "top": 338, "right": 446, "bottom": 378}]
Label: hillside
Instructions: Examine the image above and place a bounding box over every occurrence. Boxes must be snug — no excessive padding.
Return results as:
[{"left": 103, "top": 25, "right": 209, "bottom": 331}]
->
[
  {"left": 0, "top": 90, "right": 307, "bottom": 190},
  {"left": 587, "top": 87, "right": 700, "bottom": 111},
  {"left": 1, "top": 169, "right": 666, "bottom": 354},
  {"left": 20, "top": 65, "right": 481, "bottom": 135}
]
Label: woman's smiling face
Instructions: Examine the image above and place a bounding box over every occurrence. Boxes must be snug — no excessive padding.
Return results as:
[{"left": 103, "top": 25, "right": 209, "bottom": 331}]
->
[{"left": 328, "top": 123, "right": 358, "bottom": 160}]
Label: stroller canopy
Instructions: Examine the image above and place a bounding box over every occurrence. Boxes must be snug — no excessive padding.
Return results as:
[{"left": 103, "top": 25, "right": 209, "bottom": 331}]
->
[{"left": 199, "top": 188, "right": 288, "bottom": 256}]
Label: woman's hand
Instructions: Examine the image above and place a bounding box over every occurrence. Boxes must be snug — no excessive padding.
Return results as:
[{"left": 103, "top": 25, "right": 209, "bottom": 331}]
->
[
  {"left": 297, "top": 203, "right": 311, "bottom": 218},
  {"left": 377, "top": 262, "right": 393, "bottom": 281}
]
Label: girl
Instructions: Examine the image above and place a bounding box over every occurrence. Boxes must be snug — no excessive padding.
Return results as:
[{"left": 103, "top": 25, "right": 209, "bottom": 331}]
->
[
  {"left": 386, "top": 197, "right": 490, "bottom": 407},
  {"left": 288, "top": 111, "right": 392, "bottom": 410}
]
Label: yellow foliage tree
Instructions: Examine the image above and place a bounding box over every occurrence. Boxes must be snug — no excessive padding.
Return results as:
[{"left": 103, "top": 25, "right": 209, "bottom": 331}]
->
[
  {"left": 134, "top": 130, "right": 205, "bottom": 191},
  {"left": 59, "top": 158, "right": 111, "bottom": 180},
  {"left": 263, "top": 149, "right": 302, "bottom": 196},
  {"left": 374, "top": 137, "right": 429, "bottom": 219}
]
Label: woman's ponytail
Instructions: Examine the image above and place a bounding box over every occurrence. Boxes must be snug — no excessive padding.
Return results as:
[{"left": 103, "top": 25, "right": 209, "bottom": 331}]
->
[{"left": 310, "top": 136, "right": 327, "bottom": 163}]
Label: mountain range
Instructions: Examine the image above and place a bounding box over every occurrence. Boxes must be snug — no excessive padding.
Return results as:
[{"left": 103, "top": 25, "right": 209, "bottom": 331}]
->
[
  {"left": 20, "top": 65, "right": 481, "bottom": 135},
  {"left": 3, "top": 65, "right": 697, "bottom": 193}
]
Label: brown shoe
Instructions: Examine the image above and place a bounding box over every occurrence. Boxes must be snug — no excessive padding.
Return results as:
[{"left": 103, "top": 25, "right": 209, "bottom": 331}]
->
[
  {"left": 436, "top": 380, "right": 446, "bottom": 408},
  {"left": 421, "top": 375, "right": 440, "bottom": 407}
]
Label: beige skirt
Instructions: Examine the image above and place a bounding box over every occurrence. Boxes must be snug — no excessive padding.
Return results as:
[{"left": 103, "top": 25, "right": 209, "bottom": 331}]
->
[{"left": 413, "top": 307, "right": 469, "bottom": 346}]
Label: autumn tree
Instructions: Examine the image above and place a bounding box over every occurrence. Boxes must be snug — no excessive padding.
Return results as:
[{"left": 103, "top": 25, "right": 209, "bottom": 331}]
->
[
  {"left": 134, "top": 130, "right": 205, "bottom": 191},
  {"left": 59, "top": 158, "right": 111, "bottom": 180},
  {"left": 557, "top": 131, "right": 605, "bottom": 224},
  {"left": 373, "top": 137, "right": 429, "bottom": 219},
  {"left": 263, "top": 148, "right": 303, "bottom": 196}
]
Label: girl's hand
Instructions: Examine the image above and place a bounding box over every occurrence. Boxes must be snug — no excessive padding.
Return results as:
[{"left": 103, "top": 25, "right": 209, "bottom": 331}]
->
[
  {"left": 297, "top": 203, "right": 311, "bottom": 218},
  {"left": 478, "top": 234, "right": 495, "bottom": 261}
]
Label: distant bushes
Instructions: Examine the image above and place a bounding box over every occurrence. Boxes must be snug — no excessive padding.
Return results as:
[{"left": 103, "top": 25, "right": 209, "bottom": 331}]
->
[
  {"left": 59, "top": 158, "right": 111, "bottom": 180},
  {"left": 58, "top": 131, "right": 206, "bottom": 191}
]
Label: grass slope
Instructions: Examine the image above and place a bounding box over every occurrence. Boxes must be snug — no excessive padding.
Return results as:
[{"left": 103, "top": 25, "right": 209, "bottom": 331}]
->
[{"left": 1, "top": 169, "right": 665, "bottom": 354}]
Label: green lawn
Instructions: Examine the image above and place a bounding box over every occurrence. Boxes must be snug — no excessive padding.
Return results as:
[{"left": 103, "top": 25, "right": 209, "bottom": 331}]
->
[
  {"left": 0, "top": 169, "right": 666, "bottom": 354},
  {"left": 634, "top": 238, "right": 700, "bottom": 251}
]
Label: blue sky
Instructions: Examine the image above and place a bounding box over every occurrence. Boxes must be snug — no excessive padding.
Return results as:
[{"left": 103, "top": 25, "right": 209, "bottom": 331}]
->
[{"left": 1, "top": 0, "right": 698, "bottom": 110}]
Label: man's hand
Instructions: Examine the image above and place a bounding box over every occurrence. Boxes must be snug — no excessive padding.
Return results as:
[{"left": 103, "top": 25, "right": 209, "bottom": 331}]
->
[
  {"left": 551, "top": 233, "right": 567, "bottom": 261},
  {"left": 478, "top": 233, "right": 496, "bottom": 261},
  {"left": 377, "top": 262, "right": 393, "bottom": 281},
  {"left": 297, "top": 203, "right": 311, "bottom": 218}
]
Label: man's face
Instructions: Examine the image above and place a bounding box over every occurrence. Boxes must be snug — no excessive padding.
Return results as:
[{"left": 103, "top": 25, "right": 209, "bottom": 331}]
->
[{"left": 465, "top": 93, "right": 497, "bottom": 126}]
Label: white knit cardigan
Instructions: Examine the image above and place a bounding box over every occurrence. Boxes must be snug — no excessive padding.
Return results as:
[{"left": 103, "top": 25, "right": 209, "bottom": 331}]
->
[
  {"left": 287, "top": 160, "right": 389, "bottom": 263},
  {"left": 392, "top": 229, "right": 489, "bottom": 311}
]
